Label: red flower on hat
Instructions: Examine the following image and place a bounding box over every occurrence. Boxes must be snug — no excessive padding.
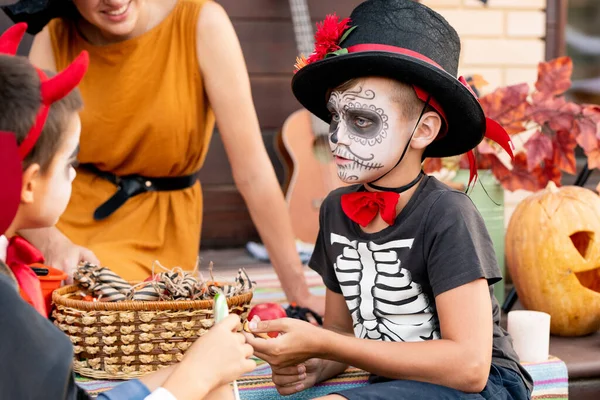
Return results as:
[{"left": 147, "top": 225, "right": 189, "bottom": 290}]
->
[{"left": 295, "top": 14, "right": 356, "bottom": 72}]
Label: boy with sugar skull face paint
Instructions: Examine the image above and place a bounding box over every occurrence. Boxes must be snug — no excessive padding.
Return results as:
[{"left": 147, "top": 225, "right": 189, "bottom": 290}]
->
[{"left": 244, "top": 1, "right": 534, "bottom": 399}]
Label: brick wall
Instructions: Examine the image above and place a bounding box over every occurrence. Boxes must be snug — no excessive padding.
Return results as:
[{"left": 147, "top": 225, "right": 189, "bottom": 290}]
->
[{"left": 422, "top": 0, "right": 548, "bottom": 94}]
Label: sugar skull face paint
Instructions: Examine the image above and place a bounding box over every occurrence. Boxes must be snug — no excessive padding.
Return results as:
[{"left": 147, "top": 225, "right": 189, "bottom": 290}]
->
[{"left": 328, "top": 77, "right": 416, "bottom": 183}]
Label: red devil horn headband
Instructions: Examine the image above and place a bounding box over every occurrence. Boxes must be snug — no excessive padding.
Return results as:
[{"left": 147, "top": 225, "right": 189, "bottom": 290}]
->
[
  {"left": 0, "top": 23, "right": 90, "bottom": 160},
  {"left": 0, "top": 22, "right": 26, "bottom": 54},
  {"left": 0, "top": 23, "right": 89, "bottom": 235}
]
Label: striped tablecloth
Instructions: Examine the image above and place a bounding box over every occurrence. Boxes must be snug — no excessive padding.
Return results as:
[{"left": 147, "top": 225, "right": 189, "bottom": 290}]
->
[{"left": 76, "top": 270, "right": 569, "bottom": 399}]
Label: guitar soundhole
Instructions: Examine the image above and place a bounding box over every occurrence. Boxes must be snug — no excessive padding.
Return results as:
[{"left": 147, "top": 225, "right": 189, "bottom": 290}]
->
[{"left": 312, "top": 135, "right": 333, "bottom": 164}]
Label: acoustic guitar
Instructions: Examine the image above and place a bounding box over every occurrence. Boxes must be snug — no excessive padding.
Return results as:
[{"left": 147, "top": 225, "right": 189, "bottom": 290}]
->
[{"left": 276, "top": 0, "right": 345, "bottom": 245}]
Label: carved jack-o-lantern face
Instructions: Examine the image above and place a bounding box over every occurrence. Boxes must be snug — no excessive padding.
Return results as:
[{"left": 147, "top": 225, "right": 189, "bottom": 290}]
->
[{"left": 506, "top": 182, "right": 600, "bottom": 337}]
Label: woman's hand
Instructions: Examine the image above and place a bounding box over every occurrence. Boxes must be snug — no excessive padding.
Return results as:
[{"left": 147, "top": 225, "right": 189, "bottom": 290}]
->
[
  {"left": 19, "top": 227, "right": 99, "bottom": 282},
  {"left": 271, "top": 358, "right": 323, "bottom": 396},
  {"left": 164, "top": 314, "right": 256, "bottom": 399},
  {"left": 244, "top": 317, "right": 324, "bottom": 369}
]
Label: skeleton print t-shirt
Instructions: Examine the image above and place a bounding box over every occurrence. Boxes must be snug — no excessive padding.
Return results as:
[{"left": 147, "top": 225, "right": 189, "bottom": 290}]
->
[{"left": 309, "top": 175, "right": 533, "bottom": 391}]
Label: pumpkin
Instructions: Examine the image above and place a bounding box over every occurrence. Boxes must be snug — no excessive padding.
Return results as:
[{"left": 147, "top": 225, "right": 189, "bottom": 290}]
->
[{"left": 506, "top": 181, "right": 600, "bottom": 336}]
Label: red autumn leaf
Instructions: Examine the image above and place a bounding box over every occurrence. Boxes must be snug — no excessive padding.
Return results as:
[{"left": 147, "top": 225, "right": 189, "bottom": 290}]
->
[
  {"left": 480, "top": 83, "right": 529, "bottom": 134},
  {"left": 587, "top": 147, "right": 600, "bottom": 170},
  {"left": 423, "top": 158, "right": 442, "bottom": 173},
  {"left": 535, "top": 57, "right": 573, "bottom": 96},
  {"left": 582, "top": 104, "right": 600, "bottom": 130},
  {"left": 490, "top": 152, "right": 546, "bottom": 192},
  {"left": 553, "top": 130, "right": 577, "bottom": 174},
  {"left": 542, "top": 158, "right": 562, "bottom": 187},
  {"left": 530, "top": 94, "right": 579, "bottom": 131},
  {"left": 575, "top": 118, "right": 600, "bottom": 153},
  {"left": 524, "top": 130, "right": 554, "bottom": 171},
  {"left": 578, "top": 105, "right": 600, "bottom": 141},
  {"left": 477, "top": 153, "right": 494, "bottom": 170}
]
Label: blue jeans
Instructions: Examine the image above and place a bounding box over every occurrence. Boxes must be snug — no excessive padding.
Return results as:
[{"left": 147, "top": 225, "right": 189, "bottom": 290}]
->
[{"left": 335, "top": 365, "right": 531, "bottom": 400}]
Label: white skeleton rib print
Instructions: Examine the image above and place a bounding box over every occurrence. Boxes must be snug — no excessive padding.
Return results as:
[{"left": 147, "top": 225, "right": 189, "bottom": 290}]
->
[{"left": 331, "top": 233, "right": 440, "bottom": 342}]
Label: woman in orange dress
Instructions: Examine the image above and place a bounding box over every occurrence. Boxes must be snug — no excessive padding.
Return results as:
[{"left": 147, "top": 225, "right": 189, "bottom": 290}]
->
[{"left": 5, "top": 0, "right": 323, "bottom": 314}]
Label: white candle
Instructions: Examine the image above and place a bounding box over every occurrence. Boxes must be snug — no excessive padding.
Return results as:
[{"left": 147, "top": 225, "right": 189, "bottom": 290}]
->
[{"left": 507, "top": 310, "right": 551, "bottom": 363}]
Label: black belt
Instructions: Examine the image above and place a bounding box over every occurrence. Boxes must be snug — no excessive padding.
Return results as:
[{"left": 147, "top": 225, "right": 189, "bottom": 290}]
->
[{"left": 81, "top": 164, "right": 197, "bottom": 221}]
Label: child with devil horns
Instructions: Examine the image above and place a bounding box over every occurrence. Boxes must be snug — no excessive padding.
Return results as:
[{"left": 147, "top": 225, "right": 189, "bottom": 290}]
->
[
  {"left": 0, "top": 23, "right": 254, "bottom": 400},
  {"left": 244, "top": 1, "right": 534, "bottom": 399}
]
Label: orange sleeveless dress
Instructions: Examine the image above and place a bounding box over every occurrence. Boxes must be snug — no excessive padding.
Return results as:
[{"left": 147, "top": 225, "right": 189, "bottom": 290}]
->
[{"left": 48, "top": 0, "right": 215, "bottom": 280}]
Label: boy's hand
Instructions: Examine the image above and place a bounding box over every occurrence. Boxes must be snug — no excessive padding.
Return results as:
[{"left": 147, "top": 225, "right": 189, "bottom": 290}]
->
[
  {"left": 165, "top": 314, "right": 256, "bottom": 398},
  {"left": 272, "top": 358, "right": 323, "bottom": 396},
  {"left": 19, "top": 227, "right": 99, "bottom": 283},
  {"left": 185, "top": 314, "right": 256, "bottom": 387},
  {"left": 244, "top": 317, "right": 323, "bottom": 369},
  {"left": 45, "top": 235, "right": 99, "bottom": 283}
]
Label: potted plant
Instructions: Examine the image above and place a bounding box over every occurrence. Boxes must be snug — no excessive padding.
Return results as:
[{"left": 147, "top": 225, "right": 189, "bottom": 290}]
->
[{"left": 425, "top": 57, "right": 600, "bottom": 302}]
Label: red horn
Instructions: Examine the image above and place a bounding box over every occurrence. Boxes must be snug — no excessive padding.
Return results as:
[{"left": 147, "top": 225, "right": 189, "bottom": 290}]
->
[
  {"left": 0, "top": 23, "right": 27, "bottom": 55},
  {"left": 0, "top": 132, "right": 23, "bottom": 235},
  {"left": 41, "top": 51, "right": 89, "bottom": 105}
]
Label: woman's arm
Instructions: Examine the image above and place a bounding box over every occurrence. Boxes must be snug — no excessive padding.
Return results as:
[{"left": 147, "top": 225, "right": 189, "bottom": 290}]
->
[
  {"left": 28, "top": 26, "right": 56, "bottom": 72},
  {"left": 195, "top": 2, "right": 323, "bottom": 314},
  {"left": 250, "top": 278, "right": 493, "bottom": 393}
]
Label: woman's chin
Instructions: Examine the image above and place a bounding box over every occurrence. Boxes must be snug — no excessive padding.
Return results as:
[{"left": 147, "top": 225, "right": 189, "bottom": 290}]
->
[{"left": 100, "top": 22, "right": 138, "bottom": 40}]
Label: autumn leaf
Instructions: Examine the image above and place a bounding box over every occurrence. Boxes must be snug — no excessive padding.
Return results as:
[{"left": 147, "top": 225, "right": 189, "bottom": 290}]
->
[
  {"left": 530, "top": 94, "right": 580, "bottom": 131},
  {"left": 553, "top": 129, "right": 577, "bottom": 174},
  {"left": 543, "top": 158, "right": 562, "bottom": 187},
  {"left": 423, "top": 158, "right": 442, "bottom": 173},
  {"left": 459, "top": 151, "right": 494, "bottom": 170},
  {"left": 480, "top": 83, "right": 529, "bottom": 134},
  {"left": 535, "top": 57, "right": 573, "bottom": 96},
  {"left": 524, "top": 131, "right": 553, "bottom": 171},
  {"left": 490, "top": 152, "right": 547, "bottom": 192},
  {"left": 575, "top": 118, "right": 599, "bottom": 153},
  {"left": 587, "top": 147, "right": 600, "bottom": 170},
  {"left": 467, "top": 75, "right": 489, "bottom": 92}
]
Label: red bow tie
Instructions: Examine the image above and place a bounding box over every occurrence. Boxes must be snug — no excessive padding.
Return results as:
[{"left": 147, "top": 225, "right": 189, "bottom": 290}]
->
[
  {"left": 5, "top": 236, "right": 47, "bottom": 317},
  {"left": 341, "top": 191, "right": 400, "bottom": 227}
]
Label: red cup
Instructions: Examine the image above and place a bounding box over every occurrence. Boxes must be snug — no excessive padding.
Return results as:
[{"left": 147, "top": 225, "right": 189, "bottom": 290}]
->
[{"left": 32, "top": 263, "right": 68, "bottom": 317}]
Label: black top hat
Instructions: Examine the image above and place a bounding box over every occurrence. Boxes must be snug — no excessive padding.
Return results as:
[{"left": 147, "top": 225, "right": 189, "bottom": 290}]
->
[{"left": 292, "top": 0, "right": 485, "bottom": 158}]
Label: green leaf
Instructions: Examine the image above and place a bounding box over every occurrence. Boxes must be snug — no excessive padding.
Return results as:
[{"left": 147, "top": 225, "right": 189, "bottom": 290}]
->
[
  {"left": 339, "top": 26, "right": 358, "bottom": 45},
  {"left": 325, "top": 48, "right": 349, "bottom": 58}
]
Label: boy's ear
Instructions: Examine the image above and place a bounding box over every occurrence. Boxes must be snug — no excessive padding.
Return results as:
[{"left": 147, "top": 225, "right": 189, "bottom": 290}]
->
[
  {"left": 21, "top": 163, "right": 41, "bottom": 205},
  {"left": 411, "top": 111, "right": 442, "bottom": 150}
]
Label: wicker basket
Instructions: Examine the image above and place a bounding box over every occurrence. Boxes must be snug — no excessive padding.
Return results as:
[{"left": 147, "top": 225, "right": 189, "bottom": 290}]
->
[{"left": 52, "top": 284, "right": 253, "bottom": 380}]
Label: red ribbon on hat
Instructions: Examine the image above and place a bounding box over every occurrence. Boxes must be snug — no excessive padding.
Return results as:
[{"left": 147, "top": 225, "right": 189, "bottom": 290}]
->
[
  {"left": 0, "top": 23, "right": 89, "bottom": 235},
  {"left": 341, "top": 191, "right": 400, "bottom": 227},
  {"left": 5, "top": 236, "right": 46, "bottom": 316},
  {"left": 346, "top": 43, "right": 515, "bottom": 190}
]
